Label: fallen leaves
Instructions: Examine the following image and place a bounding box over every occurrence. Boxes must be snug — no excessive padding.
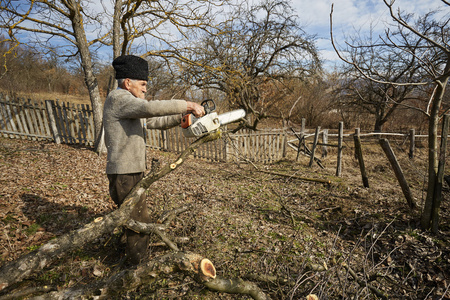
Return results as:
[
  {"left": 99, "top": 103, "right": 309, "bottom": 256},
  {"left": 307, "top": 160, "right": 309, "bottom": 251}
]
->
[
  {"left": 0, "top": 136, "right": 448, "bottom": 299},
  {"left": 0, "top": 139, "right": 112, "bottom": 262}
]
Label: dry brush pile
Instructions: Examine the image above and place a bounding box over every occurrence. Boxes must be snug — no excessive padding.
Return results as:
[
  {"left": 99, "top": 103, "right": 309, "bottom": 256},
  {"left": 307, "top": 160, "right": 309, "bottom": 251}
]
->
[{"left": 0, "top": 135, "right": 448, "bottom": 299}]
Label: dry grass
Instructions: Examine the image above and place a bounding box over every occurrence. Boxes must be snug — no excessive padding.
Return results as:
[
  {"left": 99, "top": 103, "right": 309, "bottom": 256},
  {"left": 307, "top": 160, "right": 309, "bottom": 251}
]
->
[{"left": 1, "top": 90, "right": 91, "bottom": 105}]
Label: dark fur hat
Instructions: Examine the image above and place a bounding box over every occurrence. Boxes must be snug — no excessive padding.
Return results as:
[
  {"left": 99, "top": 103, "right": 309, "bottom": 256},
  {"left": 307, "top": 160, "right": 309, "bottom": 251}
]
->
[{"left": 112, "top": 55, "right": 149, "bottom": 81}]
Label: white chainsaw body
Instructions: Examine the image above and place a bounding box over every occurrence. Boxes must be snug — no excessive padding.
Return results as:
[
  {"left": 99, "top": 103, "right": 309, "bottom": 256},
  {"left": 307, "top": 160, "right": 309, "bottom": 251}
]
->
[
  {"left": 182, "top": 109, "right": 245, "bottom": 138},
  {"left": 182, "top": 112, "right": 220, "bottom": 137}
]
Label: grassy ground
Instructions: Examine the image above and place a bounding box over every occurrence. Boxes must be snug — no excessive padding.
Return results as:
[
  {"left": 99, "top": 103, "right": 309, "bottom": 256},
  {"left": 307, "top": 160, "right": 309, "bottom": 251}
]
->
[
  {"left": 0, "top": 135, "right": 448, "bottom": 299},
  {"left": 2, "top": 91, "right": 91, "bottom": 105}
]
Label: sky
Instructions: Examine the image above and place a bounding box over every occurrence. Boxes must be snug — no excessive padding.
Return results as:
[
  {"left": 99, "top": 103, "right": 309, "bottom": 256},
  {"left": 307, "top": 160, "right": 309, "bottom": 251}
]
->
[
  {"left": 6, "top": 0, "right": 448, "bottom": 69},
  {"left": 290, "top": 0, "right": 448, "bottom": 68}
]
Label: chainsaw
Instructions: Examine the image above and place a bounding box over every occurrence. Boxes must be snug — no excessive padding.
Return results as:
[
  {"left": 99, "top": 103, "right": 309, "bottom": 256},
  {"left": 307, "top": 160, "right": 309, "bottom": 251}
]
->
[{"left": 181, "top": 99, "right": 246, "bottom": 137}]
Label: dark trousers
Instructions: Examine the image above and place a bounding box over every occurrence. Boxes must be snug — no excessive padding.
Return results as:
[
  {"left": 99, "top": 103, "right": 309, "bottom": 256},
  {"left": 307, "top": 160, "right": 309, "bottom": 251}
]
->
[{"left": 108, "top": 172, "right": 151, "bottom": 265}]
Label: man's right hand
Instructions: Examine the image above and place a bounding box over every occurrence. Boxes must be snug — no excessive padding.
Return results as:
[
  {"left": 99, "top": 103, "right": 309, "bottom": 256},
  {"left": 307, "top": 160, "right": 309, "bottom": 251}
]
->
[{"left": 186, "top": 101, "right": 205, "bottom": 118}]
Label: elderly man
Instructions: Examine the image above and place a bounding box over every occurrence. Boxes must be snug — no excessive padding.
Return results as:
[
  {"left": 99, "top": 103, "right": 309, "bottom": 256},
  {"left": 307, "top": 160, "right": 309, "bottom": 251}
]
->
[{"left": 103, "top": 55, "right": 204, "bottom": 264}]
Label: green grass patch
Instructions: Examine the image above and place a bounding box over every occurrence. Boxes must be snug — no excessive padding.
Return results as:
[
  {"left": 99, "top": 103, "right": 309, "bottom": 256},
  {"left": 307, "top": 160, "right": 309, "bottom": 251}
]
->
[{"left": 25, "top": 223, "right": 41, "bottom": 235}]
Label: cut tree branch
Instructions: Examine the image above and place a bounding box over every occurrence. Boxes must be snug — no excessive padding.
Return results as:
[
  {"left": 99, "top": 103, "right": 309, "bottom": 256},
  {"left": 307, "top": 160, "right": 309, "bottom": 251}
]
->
[
  {"left": 14, "top": 249, "right": 269, "bottom": 299},
  {"left": 31, "top": 252, "right": 219, "bottom": 299},
  {"left": 126, "top": 219, "right": 180, "bottom": 251}
]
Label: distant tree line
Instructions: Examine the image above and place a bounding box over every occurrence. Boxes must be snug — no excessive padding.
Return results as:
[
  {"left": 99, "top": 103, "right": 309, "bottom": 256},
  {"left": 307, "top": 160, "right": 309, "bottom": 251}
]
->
[{"left": 0, "top": 40, "right": 104, "bottom": 97}]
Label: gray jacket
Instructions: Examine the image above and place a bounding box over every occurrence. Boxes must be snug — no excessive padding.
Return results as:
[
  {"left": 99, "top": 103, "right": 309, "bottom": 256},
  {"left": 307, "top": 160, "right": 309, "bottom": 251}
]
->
[{"left": 103, "top": 88, "right": 187, "bottom": 174}]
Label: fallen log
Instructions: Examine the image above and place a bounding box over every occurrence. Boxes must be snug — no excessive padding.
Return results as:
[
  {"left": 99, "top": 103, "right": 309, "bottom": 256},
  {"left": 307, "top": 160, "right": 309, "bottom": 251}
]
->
[
  {"left": 204, "top": 276, "right": 270, "bottom": 300},
  {"left": 28, "top": 252, "right": 213, "bottom": 299},
  {"left": 21, "top": 252, "right": 270, "bottom": 300},
  {"left": 0, "top": 131, "right": 222, "bottom": 292}
]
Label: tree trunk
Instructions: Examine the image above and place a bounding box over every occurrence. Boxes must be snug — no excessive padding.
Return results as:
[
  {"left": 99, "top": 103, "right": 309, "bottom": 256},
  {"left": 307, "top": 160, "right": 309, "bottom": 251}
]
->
[
  {"left": 112, "top": 0, "right": 123, "bottom": 58},
  {"left": 421, "top": 79, "right": 448, "bottom": 230},
  {"left": 374, "top": 118, "right": 383, "bottom": 132},
  {"left": 67, "top": 0, "right": 103, "bottom": 146},
  {"left": 432, "top": 114, "right": 449, "bottom": 232}
]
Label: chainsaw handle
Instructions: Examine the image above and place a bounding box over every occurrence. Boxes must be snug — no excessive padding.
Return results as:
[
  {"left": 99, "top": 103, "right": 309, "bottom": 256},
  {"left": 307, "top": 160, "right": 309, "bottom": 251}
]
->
[
  {"left": 181, "top": 99, "right": 216, "bottom": 129},
  {"left": 201, "top": 99, "right": 216, "bottom": 114}
]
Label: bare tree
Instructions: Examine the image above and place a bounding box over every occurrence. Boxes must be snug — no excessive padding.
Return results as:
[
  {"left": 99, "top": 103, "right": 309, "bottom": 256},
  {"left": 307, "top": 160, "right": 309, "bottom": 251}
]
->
[
  {"left": 0, "top": 0, "right": 230, "bottom": 149},
  {"left": 2, "top": 0, "right": 313, "bottom": 132},
  {"left": 166, "top": 0, "right": 321, "bottom": 129},
  {"left": 331, "top": 0, "right": 450, "bottom": 231},
  {"left": 335, "top": 25, "right": 427, "bottom": 131},
  {"left": 0, "top": 0, "right": 110, "bottom": 145}
]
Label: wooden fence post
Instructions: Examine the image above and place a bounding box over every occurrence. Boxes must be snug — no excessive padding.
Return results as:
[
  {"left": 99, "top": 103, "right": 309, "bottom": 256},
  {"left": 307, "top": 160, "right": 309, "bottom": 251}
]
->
[
  {"left": 309, "top": 126, "right": 320, "bottom": 167},
  {"left": 45, "top": 100, "right": 61, "bottom": 144},
  {"left": 294, "top": 118, "right": 306, "bottom": 161},
  {"left": 3, "top": 98, "right": 17, "bottom": 139},
  {"left": 33, "top": 101, "right": 47, "bottom": 139},
  {"left": 379, "top": 138, "right": 416, "bottom": 209},
  {"left": 11, "top": 101, "right": 25, "bottom": 140},
  {"left": 58, "top": 101, "right": 66, "bottom": 143},
  {"left": 336, "top": 122, "right": 343, "bottom": 177},
  {"left": 1, "top": 95, "right": 14, "bottom": 138},
  {"left": 282, "top": 121, "right": 287, "bottom": 158},
  {"left": 300, "top": 118, "right": 306, "bottom": 146},
  {"left": 27, "top": 99, "right": 39, "bottom": 140},
  {"left": 23, "top": 99, "right": 36, "bottom": 140},
  {"left": 354, "top": 128, "right": 369, "bottom": 188},
  {"left": 409, "top": 128, "right": 415, "bottom": 159},
  {"left": 77, "top": 104, "right": 87, "bottom": 145},
  {"left": 80, "top": 104, "right": 89, "bottom": 144},
  {"left": 6, "top": 102, "right": 18, "bottom": 137},
  {"left": 160, "top": 130, "right": 166, "bottom": 150},
  {"left": 322, "top": 129, "right": 328, "bottom": 158}
]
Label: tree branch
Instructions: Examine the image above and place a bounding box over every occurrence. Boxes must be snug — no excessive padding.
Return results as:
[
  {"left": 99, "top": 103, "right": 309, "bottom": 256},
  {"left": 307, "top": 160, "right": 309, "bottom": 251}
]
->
[
  {"left": 330, "top": 4, "right": 428, "bottom": 87},
  {"left": 126, "top": 219, "right": 180, "bottom": 251},
  {"left": 22, "top": 252, "right": 271, "bottom": 300},
  {"left": 383, "top": 0, "right": 450, "bottom": 54}
]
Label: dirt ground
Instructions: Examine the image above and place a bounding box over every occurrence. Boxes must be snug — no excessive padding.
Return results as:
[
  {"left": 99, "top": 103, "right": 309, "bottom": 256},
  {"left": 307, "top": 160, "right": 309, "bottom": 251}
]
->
[{"left": 0, "top": 135, "right": 448, "bottom": 299}]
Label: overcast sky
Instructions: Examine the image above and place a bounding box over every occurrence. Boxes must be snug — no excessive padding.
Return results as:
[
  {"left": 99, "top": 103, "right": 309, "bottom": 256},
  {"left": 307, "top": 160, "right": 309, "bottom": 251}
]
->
[{"left": 290, "top": 0, "right": 448, "bottom": 68}]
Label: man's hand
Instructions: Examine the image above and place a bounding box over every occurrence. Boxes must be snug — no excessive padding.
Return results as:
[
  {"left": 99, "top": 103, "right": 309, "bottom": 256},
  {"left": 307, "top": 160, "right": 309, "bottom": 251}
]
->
[{"left": 186, "top": 101, "right": 205, "bottom": 117}]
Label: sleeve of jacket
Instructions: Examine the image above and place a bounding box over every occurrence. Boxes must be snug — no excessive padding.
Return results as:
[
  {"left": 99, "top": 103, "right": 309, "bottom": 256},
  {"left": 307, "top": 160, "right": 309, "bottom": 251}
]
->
[
  {"left": 146, "top": 115, "right": 183, "bottom": 130},
  {"left": 113, "top": 89, "right": 187, "bottom": 119}
]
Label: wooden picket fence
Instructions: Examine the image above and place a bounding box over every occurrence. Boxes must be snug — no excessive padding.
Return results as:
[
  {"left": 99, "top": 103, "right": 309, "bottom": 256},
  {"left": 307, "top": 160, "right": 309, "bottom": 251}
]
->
[
  {"left": 1, "top": 95, "right": 429, "bottom": 167},
  {"left": 0, "top": 96, "right": 288, "bottom": 163},
  {"left": 0, "top": 97, "right": 95, "bottom": 145}
]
